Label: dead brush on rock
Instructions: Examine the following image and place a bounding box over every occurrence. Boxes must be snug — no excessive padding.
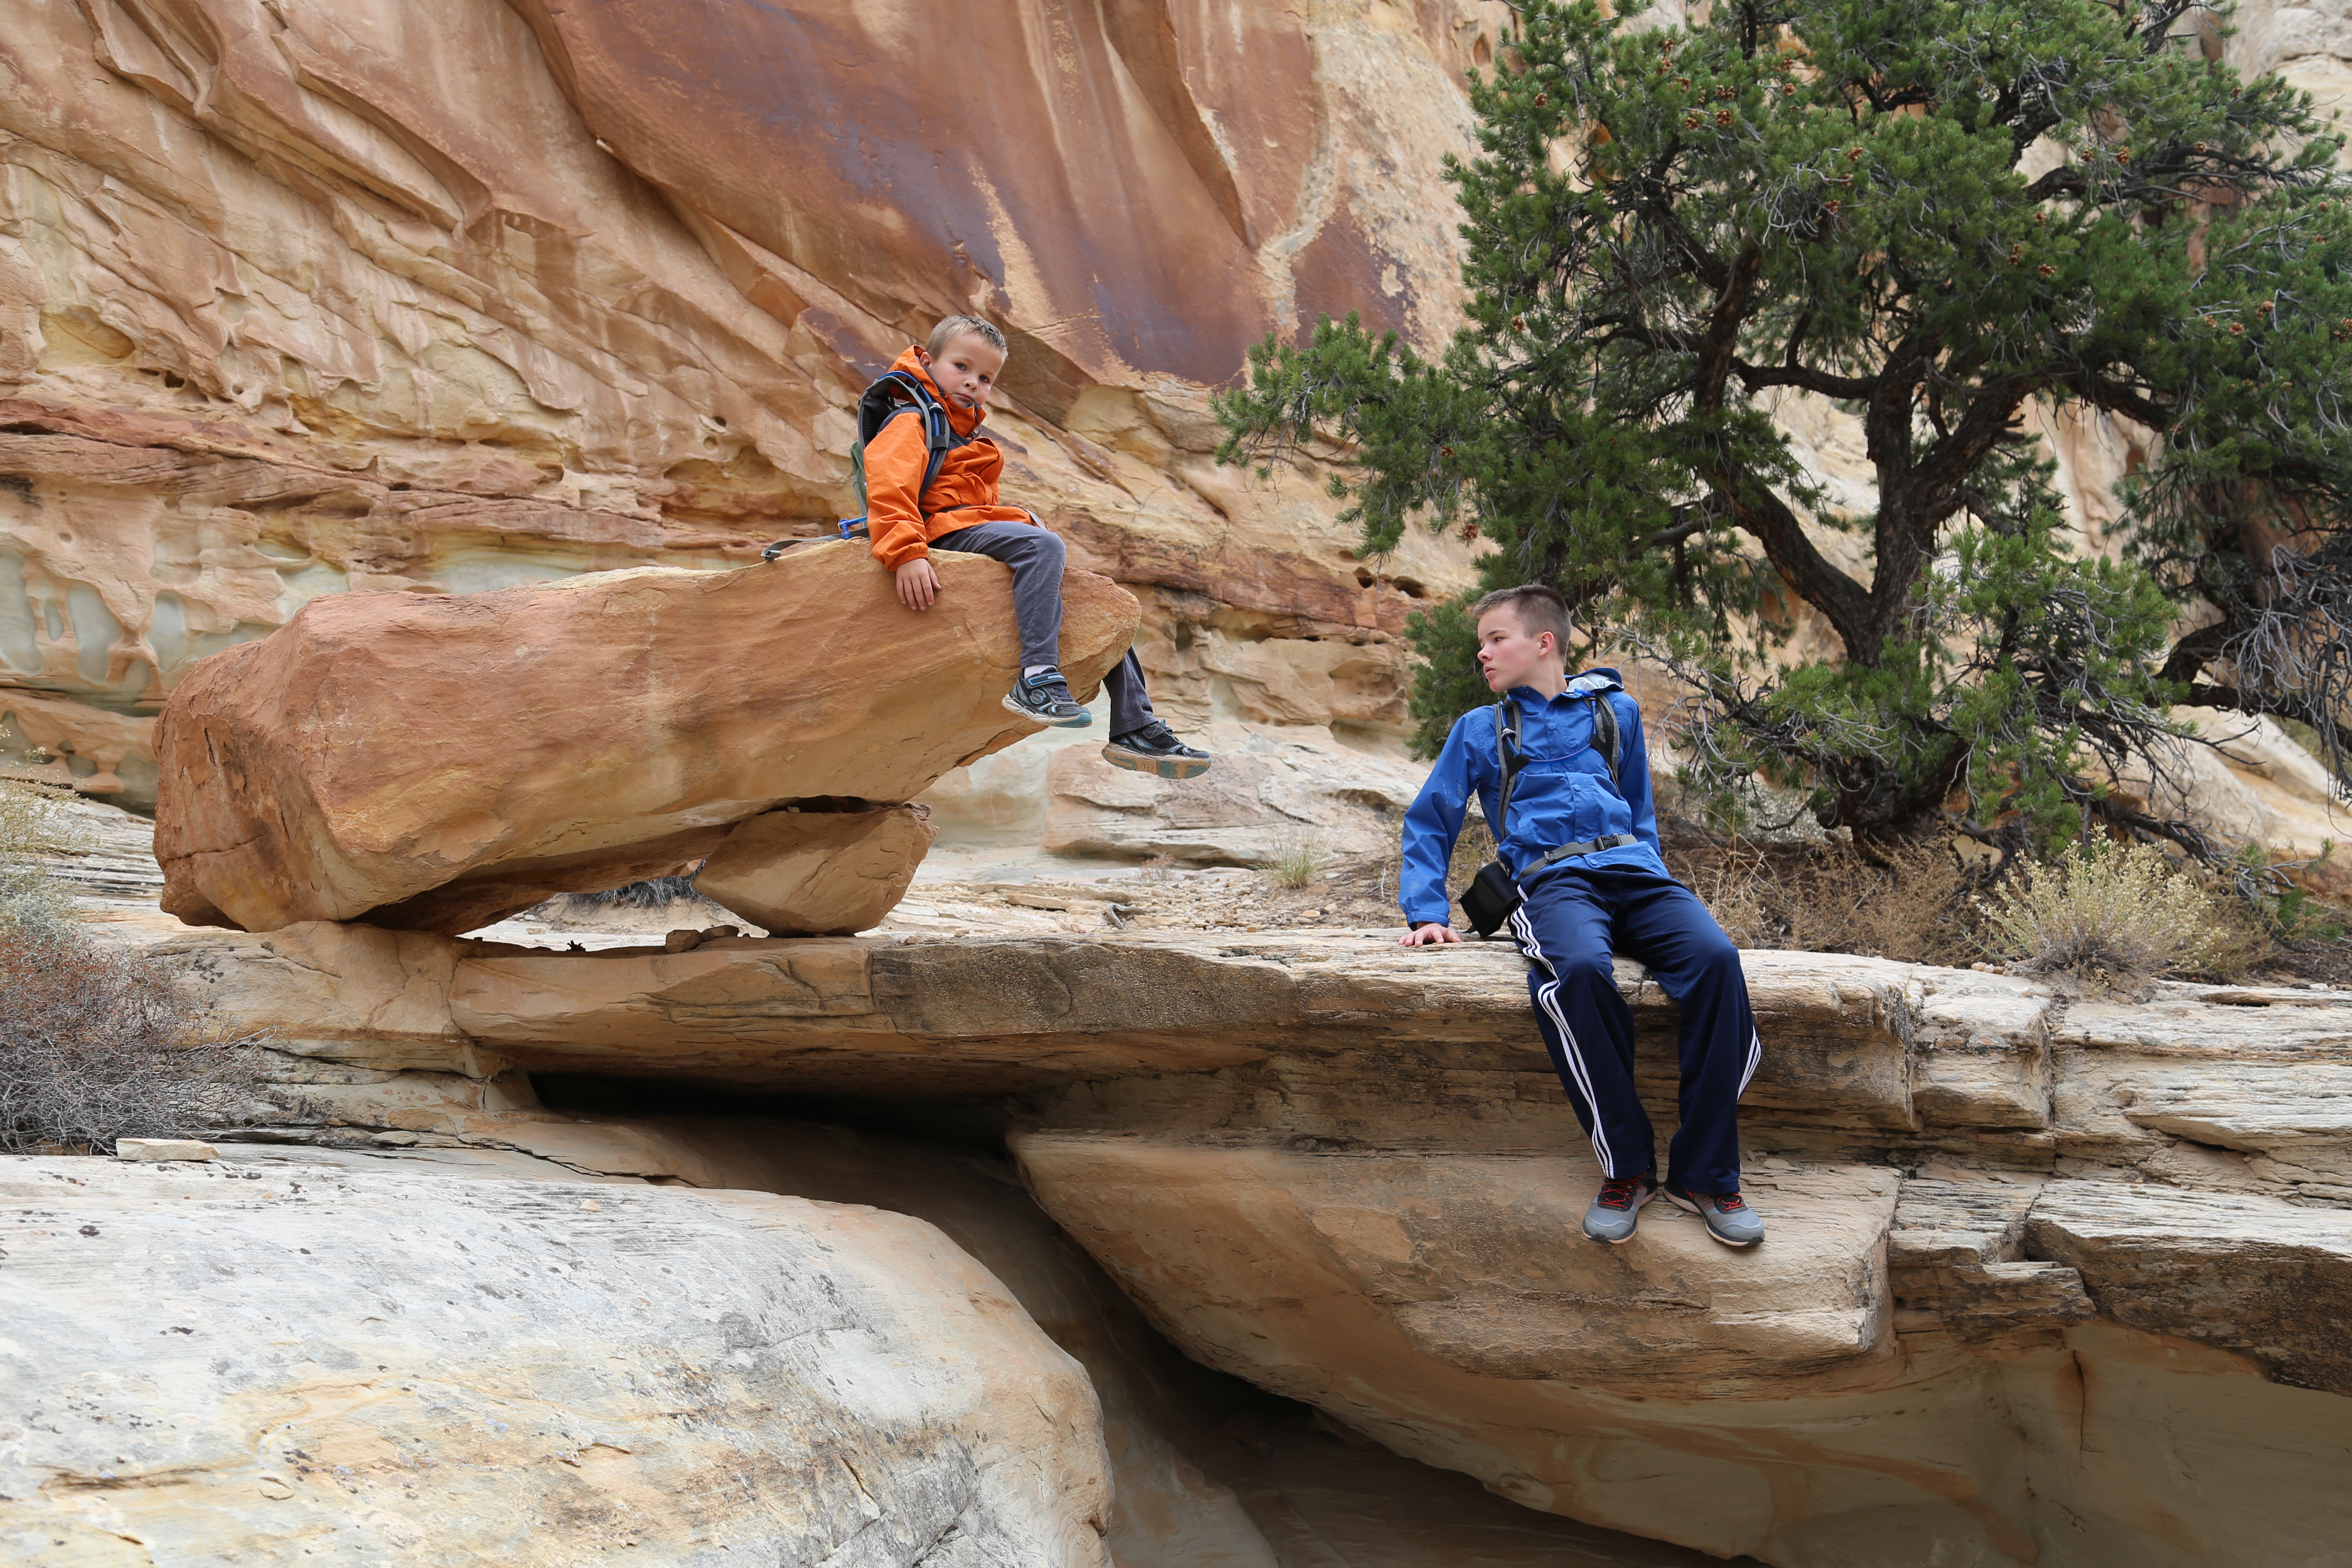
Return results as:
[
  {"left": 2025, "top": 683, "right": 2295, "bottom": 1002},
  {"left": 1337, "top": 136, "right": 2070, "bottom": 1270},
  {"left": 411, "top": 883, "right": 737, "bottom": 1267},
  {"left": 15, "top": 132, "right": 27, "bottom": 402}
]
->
[
  {"left": 0, "top": 780, "right": 86, "bottom": 928},
  {"left": 0, "top": 923, "right": 267, "bottom": 1155},
  {"left": 1259, "top": 828, "right": 1329, "bottom": 891},
  {"left": 2, "top": 781, "right": 266, "bottom": 1154},
  {"left": 1977, "top": 840, "right": 2268, "bottom": 991},
  {"left": 1664, "top": 819, "right": 1982, "bottom": 965}
]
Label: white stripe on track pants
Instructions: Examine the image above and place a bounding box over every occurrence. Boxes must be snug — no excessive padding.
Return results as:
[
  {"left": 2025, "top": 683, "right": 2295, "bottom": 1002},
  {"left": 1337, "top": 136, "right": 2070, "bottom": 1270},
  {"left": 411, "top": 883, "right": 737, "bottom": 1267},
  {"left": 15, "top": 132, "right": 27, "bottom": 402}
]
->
[{"left": 1510, "top": 861, "right": 1761, "bottom": 1195}]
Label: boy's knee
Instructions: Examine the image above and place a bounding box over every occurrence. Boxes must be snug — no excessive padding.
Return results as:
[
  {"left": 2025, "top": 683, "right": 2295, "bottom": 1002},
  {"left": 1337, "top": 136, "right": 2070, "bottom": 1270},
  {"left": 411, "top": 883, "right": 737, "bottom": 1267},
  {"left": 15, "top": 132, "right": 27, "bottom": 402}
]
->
[
  {"left": 1689, "top": 931, "right": 1743, "bottom": 985},
  {"left": 1556, "top": 951, "right": 1618, "bottom": 992},
  {"left": 1014, "top": 525, "right": 1065, "bottom": 567}
]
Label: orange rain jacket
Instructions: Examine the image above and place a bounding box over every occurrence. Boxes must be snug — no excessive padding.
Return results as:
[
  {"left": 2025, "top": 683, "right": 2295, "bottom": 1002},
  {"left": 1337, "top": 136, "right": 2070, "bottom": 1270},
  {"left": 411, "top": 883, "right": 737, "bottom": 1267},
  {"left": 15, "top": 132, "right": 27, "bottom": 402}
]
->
[{"left": 864, "top": 346, "right": 1036, "bottom": 571}]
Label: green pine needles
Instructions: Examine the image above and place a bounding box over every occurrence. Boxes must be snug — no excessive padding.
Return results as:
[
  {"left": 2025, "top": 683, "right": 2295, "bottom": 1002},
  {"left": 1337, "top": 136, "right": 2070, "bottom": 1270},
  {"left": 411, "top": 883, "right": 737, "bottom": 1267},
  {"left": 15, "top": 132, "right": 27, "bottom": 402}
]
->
[{"left": 1216, "top": 0, "right": 2351, "bottom": 858}]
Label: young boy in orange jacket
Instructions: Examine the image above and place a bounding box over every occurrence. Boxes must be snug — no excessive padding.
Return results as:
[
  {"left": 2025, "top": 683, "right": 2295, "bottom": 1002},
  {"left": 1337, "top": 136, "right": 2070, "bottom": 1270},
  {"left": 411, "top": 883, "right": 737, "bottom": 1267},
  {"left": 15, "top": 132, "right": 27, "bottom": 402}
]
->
[{"left": 867, "top": 314, "right": 1212, "bottom": 777}]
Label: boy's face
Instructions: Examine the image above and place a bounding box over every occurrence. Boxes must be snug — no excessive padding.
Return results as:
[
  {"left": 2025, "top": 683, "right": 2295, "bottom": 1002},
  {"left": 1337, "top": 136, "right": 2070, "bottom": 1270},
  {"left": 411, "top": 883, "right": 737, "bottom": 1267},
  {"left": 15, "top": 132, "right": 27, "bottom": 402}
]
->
[
  {"left": 922, "top": 332, "right": 1005, "bottom": 413},
  {"left": 1475, "top": 606, "right": 1562, "bottom": 692}
]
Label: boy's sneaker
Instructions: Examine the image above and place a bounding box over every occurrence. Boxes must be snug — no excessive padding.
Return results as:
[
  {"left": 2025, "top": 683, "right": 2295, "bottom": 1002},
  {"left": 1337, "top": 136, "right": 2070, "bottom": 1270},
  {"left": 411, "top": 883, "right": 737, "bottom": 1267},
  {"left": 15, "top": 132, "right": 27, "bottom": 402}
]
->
[
  {"left": 1003, "top": 668, "right": 1092, "bottom": 728},
  {"left": 1102, "top": 721, "right": 1213, "bottom": 780},
  {"left": 1665, "top": 1184, "right": 1764, "bottom": 1247},
  {"left": 1581, "top": 1173, "right": 1657, "bottom": 1244}
]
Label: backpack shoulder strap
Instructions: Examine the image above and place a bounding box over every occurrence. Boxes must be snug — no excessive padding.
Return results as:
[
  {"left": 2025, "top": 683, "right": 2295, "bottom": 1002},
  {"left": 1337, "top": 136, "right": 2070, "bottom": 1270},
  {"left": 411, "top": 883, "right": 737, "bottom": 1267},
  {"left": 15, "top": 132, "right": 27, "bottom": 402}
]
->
[
  {"left": 1589, "top": 692, "right": 1622, "bottom": 787},
  {"left": 854, "top": 371, "right": 972, "bottom": 509},
  {"left": 1491, "top": 699, "right": 1523, "bottom": 835}
]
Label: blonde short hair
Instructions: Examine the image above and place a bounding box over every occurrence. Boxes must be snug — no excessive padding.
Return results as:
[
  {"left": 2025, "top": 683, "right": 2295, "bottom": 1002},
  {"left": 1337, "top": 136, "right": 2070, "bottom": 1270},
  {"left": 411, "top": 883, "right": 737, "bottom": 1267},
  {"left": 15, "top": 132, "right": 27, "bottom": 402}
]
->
[
  {"left": 1473, "top": 583, "right": 1571, "bottom": 651},
  {"left": 926, "top": 314, "right": 1008, "bottom": 358}
]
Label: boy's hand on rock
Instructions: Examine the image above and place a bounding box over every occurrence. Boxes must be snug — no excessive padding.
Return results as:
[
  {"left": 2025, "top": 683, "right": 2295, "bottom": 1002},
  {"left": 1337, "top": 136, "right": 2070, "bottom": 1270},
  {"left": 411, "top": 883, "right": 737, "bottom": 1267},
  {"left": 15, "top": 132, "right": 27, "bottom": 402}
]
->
[
  {"left": 1400, "top": 922, "right": 1461, "bottom": 947},
  {"left": 894, "top": 558, "right": 941, "bottom": 610}
]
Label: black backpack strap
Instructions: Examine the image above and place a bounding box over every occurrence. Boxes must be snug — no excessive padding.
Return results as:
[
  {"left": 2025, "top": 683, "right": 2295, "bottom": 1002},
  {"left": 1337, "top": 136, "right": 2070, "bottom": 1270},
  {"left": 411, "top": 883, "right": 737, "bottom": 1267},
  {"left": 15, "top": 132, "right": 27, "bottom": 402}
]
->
[
  {"left": 1589, "top": 692, "right": 1621, "bottom": 787},
  {"left": 1492, "top": 699, "right": 1523, "bottom": 839},
  {"left": 863, "top": 372, "right": 973, "bottom": 506}
]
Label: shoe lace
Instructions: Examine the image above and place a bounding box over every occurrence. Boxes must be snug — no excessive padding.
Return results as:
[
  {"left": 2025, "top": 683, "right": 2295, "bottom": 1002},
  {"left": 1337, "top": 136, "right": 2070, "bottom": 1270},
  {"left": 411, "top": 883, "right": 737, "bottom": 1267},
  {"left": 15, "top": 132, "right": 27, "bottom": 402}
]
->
[
  {"left": 1596, "top": 1176, "right": 1643, "bottom": 1210},
  {"left": 1715, "top": 1191, "right": 1747, "bottom": 1212}
]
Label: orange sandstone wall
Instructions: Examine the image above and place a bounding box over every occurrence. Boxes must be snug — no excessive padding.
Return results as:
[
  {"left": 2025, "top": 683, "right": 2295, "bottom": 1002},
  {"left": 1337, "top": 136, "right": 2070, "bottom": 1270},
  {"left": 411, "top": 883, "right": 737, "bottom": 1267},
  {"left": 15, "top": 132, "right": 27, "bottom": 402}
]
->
[{"left": 0, "top": 0, "right": 1500, "bottom": 808}]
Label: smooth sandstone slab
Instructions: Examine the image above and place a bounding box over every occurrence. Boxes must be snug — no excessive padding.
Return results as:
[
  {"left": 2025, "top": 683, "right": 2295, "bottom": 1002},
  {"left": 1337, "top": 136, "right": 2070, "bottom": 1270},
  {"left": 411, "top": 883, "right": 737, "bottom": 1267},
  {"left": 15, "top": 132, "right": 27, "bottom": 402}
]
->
[
  {"left": 1009, "top": 1136, "right": 2352, "bottom": 1564},
  {"left": 1012, "top": 1133, "right": 1902, "bottom": 1400},
  {"left": 2027, "top": 1180, "right": 2352, "bottom": 1395},
  {"left": 0, "top": 1155, "right": 1113, "bottom": 1566},
  {"left": 695, "top": 802, "right": 937, "bottom": 935},
  {"left": 154, "top": 545, "right": 1136, "bottom": 934}
]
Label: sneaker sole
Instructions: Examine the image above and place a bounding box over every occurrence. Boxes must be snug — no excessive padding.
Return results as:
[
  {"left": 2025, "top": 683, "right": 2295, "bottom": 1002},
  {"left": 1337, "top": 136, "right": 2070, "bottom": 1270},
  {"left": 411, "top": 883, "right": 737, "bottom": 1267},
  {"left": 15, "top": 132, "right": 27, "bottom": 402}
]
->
[
  {"left": 1101, "top": 747, "right": 1211, "bottom": 780},
  {"left": 1001, "top": 693, "right": 1091, "bottom": 728},
  {"left": 1664, "top": 1187, "right": 1761, "bottom": 1247}
]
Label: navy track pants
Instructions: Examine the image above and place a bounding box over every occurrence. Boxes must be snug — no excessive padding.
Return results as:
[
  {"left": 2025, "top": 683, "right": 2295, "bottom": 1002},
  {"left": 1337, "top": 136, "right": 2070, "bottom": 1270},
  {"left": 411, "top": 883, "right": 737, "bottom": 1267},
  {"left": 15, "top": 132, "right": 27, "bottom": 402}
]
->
[{"left": 1507, "top": 863, "right": 1761, "bottom": 1195}]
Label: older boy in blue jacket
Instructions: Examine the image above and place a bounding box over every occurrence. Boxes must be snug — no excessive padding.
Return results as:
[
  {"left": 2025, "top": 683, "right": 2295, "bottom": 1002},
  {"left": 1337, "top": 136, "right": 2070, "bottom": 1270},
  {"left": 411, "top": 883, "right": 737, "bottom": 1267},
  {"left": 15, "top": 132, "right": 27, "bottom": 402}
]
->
[{"left": 1399, "top": 584, "right": 1764, "bottom": 1247}]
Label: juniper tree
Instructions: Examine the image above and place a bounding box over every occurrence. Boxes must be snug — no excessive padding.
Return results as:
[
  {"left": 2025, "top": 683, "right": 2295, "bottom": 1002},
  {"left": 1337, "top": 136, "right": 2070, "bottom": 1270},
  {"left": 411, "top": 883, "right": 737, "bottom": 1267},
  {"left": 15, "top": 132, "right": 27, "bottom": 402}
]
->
[{"left": 1216, "top": 0, "right": 2351, "bottom": 855}]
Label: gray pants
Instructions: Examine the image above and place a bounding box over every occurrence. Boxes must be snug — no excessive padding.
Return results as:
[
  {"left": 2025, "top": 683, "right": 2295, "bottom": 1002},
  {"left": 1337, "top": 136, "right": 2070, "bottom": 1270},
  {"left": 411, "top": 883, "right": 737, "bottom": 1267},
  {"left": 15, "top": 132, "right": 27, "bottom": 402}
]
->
[{"left": 931, "top": 518, "right": 1156, "bottom": 735}]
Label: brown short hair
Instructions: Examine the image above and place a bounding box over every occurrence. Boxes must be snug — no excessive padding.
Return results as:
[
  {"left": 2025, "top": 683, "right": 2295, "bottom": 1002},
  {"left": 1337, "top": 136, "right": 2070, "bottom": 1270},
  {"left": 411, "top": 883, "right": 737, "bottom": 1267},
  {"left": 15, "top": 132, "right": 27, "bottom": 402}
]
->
[
  {"left": 926, "top": 314, "right": 1008, "bottom": 358},
  {"left": 1473, "top": 583, "right": 1571, "bottom": 651}
]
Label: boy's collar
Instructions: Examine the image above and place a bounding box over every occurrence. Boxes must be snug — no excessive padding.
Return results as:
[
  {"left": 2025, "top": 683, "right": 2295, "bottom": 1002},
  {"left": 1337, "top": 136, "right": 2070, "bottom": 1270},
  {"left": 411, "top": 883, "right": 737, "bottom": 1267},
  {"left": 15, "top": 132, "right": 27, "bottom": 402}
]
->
[{"left": 1507, "top": 668, "right": 1624, "bottom": 703}]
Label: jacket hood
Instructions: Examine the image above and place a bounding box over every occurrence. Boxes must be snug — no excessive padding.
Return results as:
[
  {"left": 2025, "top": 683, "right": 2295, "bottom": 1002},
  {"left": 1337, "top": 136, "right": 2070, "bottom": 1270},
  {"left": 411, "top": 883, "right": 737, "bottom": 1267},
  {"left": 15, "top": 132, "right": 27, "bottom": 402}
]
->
[
  {"left": 1506, "top": 668, "right": 1624, "bottom": 701},
  {"left": 889, "top": 345, "right": 983, "bottom": 437}
]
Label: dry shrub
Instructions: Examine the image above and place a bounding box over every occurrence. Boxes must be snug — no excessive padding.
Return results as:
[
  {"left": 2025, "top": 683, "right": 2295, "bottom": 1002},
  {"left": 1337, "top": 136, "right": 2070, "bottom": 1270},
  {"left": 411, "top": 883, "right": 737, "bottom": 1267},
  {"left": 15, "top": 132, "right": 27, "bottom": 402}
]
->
[
  {"left": 1978, "top": 841, "right": 2269, "bottom": 988},
  {"left": 2, "top": 782, "right": 262, "bottom": 1153},
  {"left": 1665, "top": 821, "right": 1980, "bottom": 965},
  {"left": 0, "top": 781, "right": 86, "bottom": 928},
  {"left": 0, "top": 923, "right": 263, "bottom": 1154}
]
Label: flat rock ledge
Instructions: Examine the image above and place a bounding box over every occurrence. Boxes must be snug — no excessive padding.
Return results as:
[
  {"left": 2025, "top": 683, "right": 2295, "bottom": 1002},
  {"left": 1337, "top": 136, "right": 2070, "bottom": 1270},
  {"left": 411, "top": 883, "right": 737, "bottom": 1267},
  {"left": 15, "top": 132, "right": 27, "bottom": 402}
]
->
[{"left": 142, "top": 922, "right": 2352, "bottom": 1564}]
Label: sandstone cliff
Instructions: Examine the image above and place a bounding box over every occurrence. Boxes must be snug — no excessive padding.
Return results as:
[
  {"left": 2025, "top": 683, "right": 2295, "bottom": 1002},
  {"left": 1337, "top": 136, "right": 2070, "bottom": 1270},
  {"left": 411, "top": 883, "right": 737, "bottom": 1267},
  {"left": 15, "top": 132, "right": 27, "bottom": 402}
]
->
[
  {"left": 0, "top": 0, "right": 1488, "bottom": 832},
  {"left": 6, "top": 0, "right": 2350, "bottom": 866}
]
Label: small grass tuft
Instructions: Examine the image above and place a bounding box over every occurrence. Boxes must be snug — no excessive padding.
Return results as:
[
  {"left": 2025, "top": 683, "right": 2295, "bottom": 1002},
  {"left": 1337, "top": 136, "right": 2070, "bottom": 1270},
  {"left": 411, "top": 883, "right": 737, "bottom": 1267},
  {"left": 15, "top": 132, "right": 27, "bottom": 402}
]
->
[{"left": 1260, "top": 828, "right": 1329, "bottom": 891}]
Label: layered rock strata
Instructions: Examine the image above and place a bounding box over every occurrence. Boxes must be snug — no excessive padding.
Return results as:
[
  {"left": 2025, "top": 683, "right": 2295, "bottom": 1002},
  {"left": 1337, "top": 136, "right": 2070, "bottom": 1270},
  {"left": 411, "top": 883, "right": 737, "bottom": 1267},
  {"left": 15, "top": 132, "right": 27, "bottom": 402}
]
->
[
  {"left": 152, "top": 545, "right": 1134, "bottom": 933},
  {"left": 144, "top": 917, "right": 2352, "bottom": 1564},
  {"left": 0, "top": 0, "right": 1481, "bottom": 817}
]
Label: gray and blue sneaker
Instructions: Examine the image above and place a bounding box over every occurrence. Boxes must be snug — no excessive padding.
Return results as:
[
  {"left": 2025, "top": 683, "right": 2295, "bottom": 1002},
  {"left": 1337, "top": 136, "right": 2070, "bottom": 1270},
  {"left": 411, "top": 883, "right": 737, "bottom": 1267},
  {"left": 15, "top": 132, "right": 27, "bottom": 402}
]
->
[
  {"left": 1102, "top": 721, "right": 1213, "bottom": 779},
  {"left": 1582, "top": 1173, "right": 1657, "bottom": 1244},
  {"left": 1665, "top": 1184, "right": 1764, "bottom": 1247},
  {"left": 1003, "top": 668, "right": 1092, "bottom": 727}
]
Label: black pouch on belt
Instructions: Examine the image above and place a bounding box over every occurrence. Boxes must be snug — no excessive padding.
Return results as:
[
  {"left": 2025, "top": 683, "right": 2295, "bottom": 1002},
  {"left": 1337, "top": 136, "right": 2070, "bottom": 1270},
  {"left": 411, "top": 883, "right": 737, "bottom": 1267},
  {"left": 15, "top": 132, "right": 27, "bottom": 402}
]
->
[{"left": 1457, "top": 701, "right": 1525, "bottom": 939}]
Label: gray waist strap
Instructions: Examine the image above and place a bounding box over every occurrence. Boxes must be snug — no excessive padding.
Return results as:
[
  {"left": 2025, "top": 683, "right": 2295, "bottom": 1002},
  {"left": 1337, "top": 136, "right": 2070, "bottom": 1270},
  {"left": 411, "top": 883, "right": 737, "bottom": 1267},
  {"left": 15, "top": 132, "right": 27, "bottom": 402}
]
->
[{"left": 1519, "top": 833, "right": 1637, "bottom": 876}]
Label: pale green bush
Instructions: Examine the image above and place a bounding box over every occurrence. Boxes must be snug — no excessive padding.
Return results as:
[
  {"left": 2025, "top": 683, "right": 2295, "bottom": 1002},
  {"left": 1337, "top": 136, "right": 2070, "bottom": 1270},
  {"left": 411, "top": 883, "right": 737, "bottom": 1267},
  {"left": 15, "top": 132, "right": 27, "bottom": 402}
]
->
[{"left": 1978, "top": 841, "right": 2265, "bottom": 986}]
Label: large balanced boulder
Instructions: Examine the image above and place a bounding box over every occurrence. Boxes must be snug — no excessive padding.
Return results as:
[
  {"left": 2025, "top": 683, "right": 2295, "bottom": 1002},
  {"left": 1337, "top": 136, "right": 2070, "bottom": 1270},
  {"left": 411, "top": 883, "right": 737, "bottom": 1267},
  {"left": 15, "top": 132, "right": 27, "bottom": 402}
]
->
[{"left": 154, "top": 544, "right": 1136, "bottom": 933}]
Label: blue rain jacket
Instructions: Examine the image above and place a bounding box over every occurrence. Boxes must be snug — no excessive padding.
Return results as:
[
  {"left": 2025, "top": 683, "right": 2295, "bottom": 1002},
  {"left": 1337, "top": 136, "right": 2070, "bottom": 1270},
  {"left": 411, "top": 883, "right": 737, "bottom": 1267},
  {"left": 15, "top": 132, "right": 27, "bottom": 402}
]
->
[{"left": 1398, "top": 668, "right": 1666, "bottom": 926}]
